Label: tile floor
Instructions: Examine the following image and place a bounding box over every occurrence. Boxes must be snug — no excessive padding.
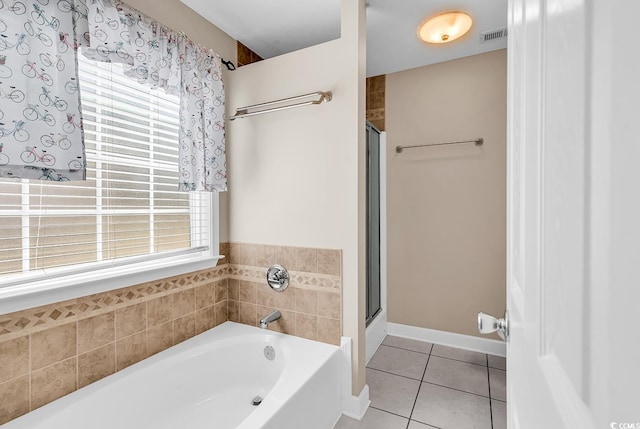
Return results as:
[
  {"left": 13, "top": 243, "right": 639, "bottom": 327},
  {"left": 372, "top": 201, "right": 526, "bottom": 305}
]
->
[{"left": 335, "top": 335, "right": 507, "bottom": 429}]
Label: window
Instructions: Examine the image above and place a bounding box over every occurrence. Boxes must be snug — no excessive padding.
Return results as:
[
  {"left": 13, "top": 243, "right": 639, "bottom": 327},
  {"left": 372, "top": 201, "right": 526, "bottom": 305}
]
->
[{"left": 0, "top": 53, "right": 215, "bottom": 287}]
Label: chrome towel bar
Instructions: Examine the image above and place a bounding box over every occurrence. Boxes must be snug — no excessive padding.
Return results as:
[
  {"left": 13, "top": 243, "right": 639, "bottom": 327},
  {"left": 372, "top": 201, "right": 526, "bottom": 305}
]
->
[
  {"left": 396, "top": 137, "right": 484, "bottom": 153},
  {"left": 229, "top": 91, "right": 332, "bottom": 120}
]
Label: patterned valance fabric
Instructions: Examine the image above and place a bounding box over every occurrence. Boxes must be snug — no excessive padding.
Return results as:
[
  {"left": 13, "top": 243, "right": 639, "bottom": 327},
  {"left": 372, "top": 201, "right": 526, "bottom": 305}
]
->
[
  {"left": 0, "top": 0, "right": 86, "bottom": 181},
  {"left": 0, "top": 0, "right": 227, "bottom": 191},
  {"left": 74, "top": 0, "right": 227, "bottom": 192}
]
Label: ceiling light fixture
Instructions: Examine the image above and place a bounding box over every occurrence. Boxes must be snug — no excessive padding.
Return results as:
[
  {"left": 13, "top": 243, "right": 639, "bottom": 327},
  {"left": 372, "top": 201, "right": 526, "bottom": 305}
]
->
[{"left": 418, "top": 11, "right": 473, "bottom": 44}]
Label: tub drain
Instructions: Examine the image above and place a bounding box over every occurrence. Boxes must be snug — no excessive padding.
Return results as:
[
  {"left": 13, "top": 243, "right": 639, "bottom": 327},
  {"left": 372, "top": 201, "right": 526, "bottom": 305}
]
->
[
  {"left": 264, "top": 345, "right": 275, "bottom": 361},
  {"left": 251, "top": 396, "right": 263, "bottom": 406}
]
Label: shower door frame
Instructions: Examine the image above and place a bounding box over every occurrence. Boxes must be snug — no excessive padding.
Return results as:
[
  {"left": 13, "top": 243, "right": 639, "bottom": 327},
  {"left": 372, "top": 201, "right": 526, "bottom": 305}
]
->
[{"left": 365, "top": 121, "right": 382, "bottom": 327}]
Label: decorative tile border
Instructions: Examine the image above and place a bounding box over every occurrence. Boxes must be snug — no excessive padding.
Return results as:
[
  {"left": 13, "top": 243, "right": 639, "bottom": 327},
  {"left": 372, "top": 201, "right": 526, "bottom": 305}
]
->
[
  {"left": 0, "top": 261, "right": 342, "bottom": 341},
  {"left": 227, "top": 265, "right": 341, "bottom": 291},
  {"left": 0, "top": 265, "right": 228, "bottom": 341}
]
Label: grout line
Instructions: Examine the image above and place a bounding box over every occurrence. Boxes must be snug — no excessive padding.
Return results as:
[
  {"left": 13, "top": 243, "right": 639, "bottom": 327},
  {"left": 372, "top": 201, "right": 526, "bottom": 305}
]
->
[
  {"left": 381, "top": 343, "right": 432, "bottom": 356},
  {"left": 28, "top": 333, "right": 32, "bottom": 411},
  {"left": 429, "top": 353, "right": 488, "bottom": 368},
  {"left": 74, "top": 321, "right": 79, "bottom": 391},
  {"left": 406, "top": 351, "right": 431, "bottom": 428},
  {"left": 366, "top": 365, "right": 494, "bottom": 400},
  {"left": 366, "top": 366, "right": 424, "bottom": 382},
  {"left": 487, "top": 354, "right": 494, "bottom": 429},
  {"left": 369, "top": 405, "right": 411, "bottom": 420},
  {"left": 409, "top": 417, "right": 443, "bottom": 429},
  {"left": 421, "top": 381, "right": 492, "bottom": 400}
]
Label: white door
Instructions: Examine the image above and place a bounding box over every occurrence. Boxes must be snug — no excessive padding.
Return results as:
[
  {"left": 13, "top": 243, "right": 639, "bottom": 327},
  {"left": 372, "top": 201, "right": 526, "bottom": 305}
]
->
[{"left": 506, "top": 0, "right": 640, "bottom": 428}]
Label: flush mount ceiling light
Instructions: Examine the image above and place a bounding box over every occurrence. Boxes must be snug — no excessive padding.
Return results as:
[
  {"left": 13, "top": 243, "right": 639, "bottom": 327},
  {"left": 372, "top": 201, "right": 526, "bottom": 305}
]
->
[{"left": 418, "top": 11, "right": 473, "bottom": 44}]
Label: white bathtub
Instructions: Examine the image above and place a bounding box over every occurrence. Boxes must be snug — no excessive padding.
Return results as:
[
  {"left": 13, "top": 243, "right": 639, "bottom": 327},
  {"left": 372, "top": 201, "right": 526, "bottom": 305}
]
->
[{"left": 5, "top": 322, "right": 343, "bottom": 429}]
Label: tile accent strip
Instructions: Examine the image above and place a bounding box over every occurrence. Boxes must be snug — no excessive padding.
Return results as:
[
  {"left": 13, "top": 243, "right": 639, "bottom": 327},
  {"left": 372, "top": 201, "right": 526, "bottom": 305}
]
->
[
  {"left": 0, "top": 265, "right": 228, "bottom": 341},
  {"left": 228, "top": 265, "right": 341, "bottom": 291}
]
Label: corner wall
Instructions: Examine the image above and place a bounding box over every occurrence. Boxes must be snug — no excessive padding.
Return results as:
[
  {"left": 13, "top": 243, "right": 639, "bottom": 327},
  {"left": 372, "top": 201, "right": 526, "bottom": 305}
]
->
[
  {"left": 386, "top": 49, "right": 507, "bottom": 338},
  {"left": 226, "top": 0, "right": 367, "bottom": 395}
]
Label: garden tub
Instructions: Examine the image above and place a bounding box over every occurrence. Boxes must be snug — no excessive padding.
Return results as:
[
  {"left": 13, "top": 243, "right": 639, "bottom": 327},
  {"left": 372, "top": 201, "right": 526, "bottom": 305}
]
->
[{"left": 5, "top": 321, "right": 343, "bottom": 429}]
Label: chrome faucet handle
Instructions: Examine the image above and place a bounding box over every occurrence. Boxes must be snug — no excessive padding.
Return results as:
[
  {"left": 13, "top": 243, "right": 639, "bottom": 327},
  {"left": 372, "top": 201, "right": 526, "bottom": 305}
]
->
[{"left": 266, "top": 265, "right": 289, "bottom": 291}]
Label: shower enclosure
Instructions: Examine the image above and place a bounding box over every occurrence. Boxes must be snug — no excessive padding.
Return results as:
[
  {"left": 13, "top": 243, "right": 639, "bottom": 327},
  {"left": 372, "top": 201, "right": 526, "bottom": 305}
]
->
[{"left": 366, "top": 121, "right": 381, "bottom": 326}]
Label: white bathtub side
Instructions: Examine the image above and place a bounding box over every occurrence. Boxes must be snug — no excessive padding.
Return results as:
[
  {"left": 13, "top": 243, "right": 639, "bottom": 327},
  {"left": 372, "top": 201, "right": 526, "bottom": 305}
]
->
[
  {"left": 3, "top": 322, "right": 342, "bottom": 429},
  {"left": 256, "top": 350, "right": 342, "bottom": 429},
  {"left": 236, "top": 325, "right": 344, "bottom": 429}
]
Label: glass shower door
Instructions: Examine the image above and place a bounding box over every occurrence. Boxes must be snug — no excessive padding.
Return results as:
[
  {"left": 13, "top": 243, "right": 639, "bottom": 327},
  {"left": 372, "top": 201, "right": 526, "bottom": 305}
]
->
[{"left": 366, "top": 121, "right": 381, "bottom": 326}]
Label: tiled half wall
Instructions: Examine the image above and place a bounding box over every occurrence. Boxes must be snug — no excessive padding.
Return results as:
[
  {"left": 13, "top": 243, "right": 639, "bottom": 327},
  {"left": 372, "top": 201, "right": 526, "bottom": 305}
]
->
[
  {"left": 227, "top": 243, "right": 342, "bottom": 345},
  {"left": 0, "top": 242, "right": 342, "bottom": 424}
]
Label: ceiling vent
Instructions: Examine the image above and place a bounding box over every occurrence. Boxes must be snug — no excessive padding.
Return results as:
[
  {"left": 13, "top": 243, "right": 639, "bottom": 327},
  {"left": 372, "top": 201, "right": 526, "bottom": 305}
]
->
[{"left": 479, "top": 28, "right": 508, "bottom": 43}]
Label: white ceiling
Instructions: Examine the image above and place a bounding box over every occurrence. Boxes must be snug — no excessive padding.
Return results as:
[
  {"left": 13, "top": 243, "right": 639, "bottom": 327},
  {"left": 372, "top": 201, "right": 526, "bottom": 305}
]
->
[{"left": 180, "top": 0, "right": 507, "bottom": 77}]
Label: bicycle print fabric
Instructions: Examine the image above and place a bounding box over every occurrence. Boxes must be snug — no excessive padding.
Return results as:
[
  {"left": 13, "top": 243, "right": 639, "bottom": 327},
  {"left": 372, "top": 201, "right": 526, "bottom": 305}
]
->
[
  {"left": 74, "top": 0, "right": 227, "bottom": 192},
  {"left": 0, "top": 0, "right": 86, "bottom": 181}
]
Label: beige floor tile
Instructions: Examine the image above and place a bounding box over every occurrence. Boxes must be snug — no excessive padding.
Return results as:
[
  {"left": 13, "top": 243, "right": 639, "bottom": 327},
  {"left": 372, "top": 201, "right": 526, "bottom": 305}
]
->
[
  {"left": 489, "top": 368, "right": 506, "bottom": 401},
  {"left": 334, "top": 407, "right": 408, "bottom": 429},
  {"left": 492, "top": 400, "right": 506, "bottom": 429},
  {"left": 368, "top": 345, "right": 429, "bottom": 380},
  {"left": 424, "top": 356, "right": 489, "bottom": 397},
  {"left": 412, "top": 383, "right": 492, "bottom": 429},
  {"left": 431, "top": 344, "right": 487, "bottom": 366},
  {"left": 366, "top": 368, "right": 420, "bottom": 418},
  {"left": 488, "top": 354, "right": 507, "bottom": 370},
  {"left": 408, "top": 420, "right": 438, "bottom": 428},
  {"left": 382, "top": 335, "right": 433, "bottom": 354}
]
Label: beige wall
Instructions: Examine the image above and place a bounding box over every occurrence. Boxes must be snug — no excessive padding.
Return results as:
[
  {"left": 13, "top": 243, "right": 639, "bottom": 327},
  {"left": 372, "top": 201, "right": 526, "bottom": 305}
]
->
[
  {"left": 386, "top": 49, "right": 507, "bottom": 338},
  {"left": 226, "top": 0, "right": 367, "bottom": 394}
]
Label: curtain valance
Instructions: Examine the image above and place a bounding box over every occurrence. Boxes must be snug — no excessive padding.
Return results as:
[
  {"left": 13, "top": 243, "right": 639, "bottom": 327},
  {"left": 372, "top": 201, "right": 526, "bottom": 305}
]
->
[
  {"left": 0, "top": 0, "right": 86, "bottom": 181},
  {"left": 76, "top": 0, "right": 227, "bottom": 192},
  {"left": 0, "top": 0, "right": 227, "bottom": 191}
]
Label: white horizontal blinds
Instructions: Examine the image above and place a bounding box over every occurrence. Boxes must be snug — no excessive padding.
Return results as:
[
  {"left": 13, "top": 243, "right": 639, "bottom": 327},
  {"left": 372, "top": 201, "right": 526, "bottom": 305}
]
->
[{"left": 0, "top": 53, "right": 210, "bottom": 279}]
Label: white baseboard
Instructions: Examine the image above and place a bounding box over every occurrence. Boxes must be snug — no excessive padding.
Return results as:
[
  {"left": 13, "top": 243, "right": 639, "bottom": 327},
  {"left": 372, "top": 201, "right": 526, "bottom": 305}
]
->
[
  {"left": 365, "top": 310, "right": 387, "bottom": 364},
  {"left": 341, "top": 384, "right": 370, "bottom": 421},
  {"left": 387, "top": 322, "right": 506, "bottom": 357},
  {"left": 340, "top": 337, "right": 371, "bottom": 421}
]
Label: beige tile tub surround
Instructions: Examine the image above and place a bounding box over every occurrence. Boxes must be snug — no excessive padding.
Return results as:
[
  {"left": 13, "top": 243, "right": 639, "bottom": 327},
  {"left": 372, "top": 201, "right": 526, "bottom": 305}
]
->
[
  {"left": 226, "top": 243, "right": 343, "bottom": 346},
  {"left": 0, "top": 264, "right": 228, "bottom": 424},
  {"left": 0, "top": 242, "right": 342, "bottom": 424}
]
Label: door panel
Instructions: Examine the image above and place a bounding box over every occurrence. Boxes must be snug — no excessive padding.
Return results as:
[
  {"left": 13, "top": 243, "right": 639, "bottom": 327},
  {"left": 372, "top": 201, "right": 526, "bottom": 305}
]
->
[
  {"left": 509, "top": 0, "right": 640, "bottom": 427},
  {"left": 507, "top": 0, "right": 593, "bottom": 426},
  {"left": 541, "top": 0, "right": 587, "bottom": 395}
]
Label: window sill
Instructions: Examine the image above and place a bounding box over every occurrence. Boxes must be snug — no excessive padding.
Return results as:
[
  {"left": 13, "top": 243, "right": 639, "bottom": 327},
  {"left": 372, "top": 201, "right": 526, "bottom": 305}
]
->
[{"left": 0, "top": 255, "right": 224, "bottom": 314}]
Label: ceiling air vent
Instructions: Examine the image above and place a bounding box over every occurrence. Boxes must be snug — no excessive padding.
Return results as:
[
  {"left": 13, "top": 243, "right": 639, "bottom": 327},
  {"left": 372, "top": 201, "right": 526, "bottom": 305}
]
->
[{"left": 479, "top": 28, "right": 508, "bottom": 43}]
